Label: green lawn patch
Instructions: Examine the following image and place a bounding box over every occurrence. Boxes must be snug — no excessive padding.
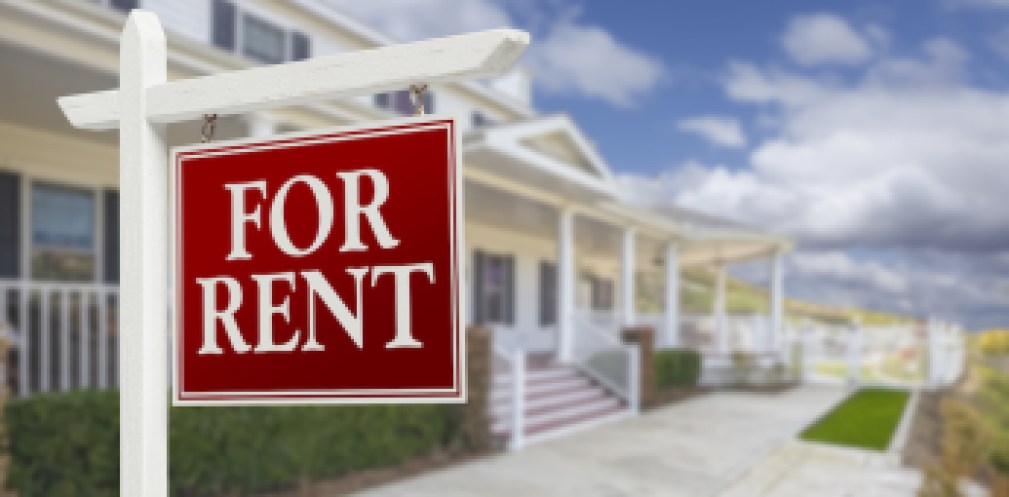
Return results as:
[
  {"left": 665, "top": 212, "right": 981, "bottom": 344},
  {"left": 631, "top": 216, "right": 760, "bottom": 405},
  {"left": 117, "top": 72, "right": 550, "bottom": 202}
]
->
[{"left": 800, "top": 387, "right": 910, "bottom": 451}]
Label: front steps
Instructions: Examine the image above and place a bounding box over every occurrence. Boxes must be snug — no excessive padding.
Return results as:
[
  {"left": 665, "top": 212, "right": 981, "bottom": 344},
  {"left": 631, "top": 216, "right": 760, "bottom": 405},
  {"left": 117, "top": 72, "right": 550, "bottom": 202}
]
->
[{"left": 489, "top": 359, "right": 628, "bottom": 447}]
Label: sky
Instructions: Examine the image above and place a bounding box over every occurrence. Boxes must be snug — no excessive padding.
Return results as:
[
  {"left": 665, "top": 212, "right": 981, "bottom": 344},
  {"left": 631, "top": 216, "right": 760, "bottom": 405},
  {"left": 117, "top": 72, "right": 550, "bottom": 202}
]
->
[{"left": 324, "top": 0, "right": 1009, "bottom": 330}]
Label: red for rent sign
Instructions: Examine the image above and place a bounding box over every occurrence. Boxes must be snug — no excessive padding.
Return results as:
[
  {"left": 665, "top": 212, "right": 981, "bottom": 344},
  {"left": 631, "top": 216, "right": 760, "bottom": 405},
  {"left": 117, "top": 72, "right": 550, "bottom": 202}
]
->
[{"left": 172, "top": 117, "right": 464, "bottom": 405}]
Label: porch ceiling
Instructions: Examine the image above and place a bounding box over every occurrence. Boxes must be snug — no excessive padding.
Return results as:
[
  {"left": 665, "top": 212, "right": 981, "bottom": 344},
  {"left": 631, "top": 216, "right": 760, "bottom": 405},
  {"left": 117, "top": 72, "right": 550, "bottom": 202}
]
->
[
  {"left": 0, "top": 40, "right": 250, "bottom": 152},
  {"left": 464, "top": 179, "right": 673, "bottom": 263},
  {"left": 680, "top": 238, "right": 779, "bottom": 267}
]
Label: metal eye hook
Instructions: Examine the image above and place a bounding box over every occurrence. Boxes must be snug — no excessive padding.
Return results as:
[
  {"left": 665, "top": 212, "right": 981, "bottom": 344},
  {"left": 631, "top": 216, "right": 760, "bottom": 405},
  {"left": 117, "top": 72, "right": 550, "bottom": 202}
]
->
[
  {"left": 201, "top": 114, "right": 218, "bottom": 143},
  {"left": 409, "top": 84, "right": 428, "bottom": 115}
]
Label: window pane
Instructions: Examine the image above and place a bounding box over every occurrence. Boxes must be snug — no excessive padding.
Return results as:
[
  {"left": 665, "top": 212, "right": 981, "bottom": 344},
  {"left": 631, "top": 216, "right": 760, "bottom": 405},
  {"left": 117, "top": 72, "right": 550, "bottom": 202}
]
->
[
  {"left": 242, "top": 15, "right": 285, "bottom": 64},
  {"left": 31, "top": 184, "right": 94, "bottom": 281}
]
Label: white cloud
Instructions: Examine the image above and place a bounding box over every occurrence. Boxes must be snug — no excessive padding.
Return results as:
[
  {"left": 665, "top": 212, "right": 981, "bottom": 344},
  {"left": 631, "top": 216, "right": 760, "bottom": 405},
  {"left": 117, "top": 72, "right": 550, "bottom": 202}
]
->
[
  {"left": 789, "top": 251, "right": 908, "bottom": 294},
  {"left": 677, "top": 116, "right": 747, "bottom": 148},
  {"left": 523, "top": 19, "right": 664, "bottom": 108},
  {"left": 620, "top": 34, "right": 1009, "bottom": 327},
  {"left": 782, "top": 13, "right": 874, "bottom": 66},
  {"left": 324, "top": 0, "right": 664, "bottom": 108}
]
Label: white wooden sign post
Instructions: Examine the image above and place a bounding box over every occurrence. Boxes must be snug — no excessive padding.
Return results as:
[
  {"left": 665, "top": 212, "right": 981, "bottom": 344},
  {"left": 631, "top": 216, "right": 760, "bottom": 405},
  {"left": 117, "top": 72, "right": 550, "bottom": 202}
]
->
[{"left": 58, "top": 11, "right": 527, "bottom": 495}]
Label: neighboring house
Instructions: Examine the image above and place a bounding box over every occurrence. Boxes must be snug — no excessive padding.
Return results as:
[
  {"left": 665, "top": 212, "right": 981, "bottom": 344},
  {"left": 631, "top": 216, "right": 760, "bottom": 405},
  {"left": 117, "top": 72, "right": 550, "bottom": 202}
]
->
[{"left": 0, "top": 0, "right": 790, "bottom": 447}]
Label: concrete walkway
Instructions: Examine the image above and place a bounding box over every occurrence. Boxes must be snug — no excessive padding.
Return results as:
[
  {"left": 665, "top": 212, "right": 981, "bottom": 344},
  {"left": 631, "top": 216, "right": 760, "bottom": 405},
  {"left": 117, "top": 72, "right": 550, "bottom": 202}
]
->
[{"left": 353, "top": 386, "right": 857, "bottom": 497}]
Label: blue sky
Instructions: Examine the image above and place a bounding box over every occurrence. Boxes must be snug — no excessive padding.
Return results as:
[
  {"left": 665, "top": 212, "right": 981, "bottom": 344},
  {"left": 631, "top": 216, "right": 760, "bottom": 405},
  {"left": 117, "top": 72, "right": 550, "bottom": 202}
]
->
[{"left": 328, "top": 0, "right": 1009, "bottom": 330}]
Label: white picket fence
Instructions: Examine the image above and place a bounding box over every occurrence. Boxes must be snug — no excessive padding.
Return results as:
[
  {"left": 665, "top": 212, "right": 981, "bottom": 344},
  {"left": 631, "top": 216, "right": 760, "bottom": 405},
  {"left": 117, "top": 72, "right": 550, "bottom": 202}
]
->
[
  {"left": 783, "top": 320, "right": 967, "bottom": 389},
  {"left": 0, "top": 279, "right": 120, "bottom": 396}
]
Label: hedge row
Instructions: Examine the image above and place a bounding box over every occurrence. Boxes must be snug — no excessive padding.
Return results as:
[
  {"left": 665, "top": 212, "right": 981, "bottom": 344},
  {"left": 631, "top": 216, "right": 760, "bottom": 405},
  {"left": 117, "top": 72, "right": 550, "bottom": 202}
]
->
[
  {"left": 655, "top": 349, "right": 701, "bottom": 389},
  {"left": 6, "top": 390, "right": 461, "bottom": 496}
]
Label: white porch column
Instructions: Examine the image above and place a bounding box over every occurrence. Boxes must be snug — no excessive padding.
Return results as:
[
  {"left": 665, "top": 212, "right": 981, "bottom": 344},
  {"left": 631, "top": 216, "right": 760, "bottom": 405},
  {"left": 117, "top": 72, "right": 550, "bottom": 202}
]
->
[
  {"left": 714, "top": 264, "right": 728, "bottom": 353},
  {"left": 557, "top": 207, "right": 576, "bottom": 363},
  {"left": 664, "top": 243, "right": 680, "bottom": 347},
  {"left": 769, "top": 249, "right": 785, "bottom": 352},
  {"left": 620, "top": 228, "right": 636, "bottom": 327},
  {"left": 848, "top": 318, "right": 863, "bottom": 385}
]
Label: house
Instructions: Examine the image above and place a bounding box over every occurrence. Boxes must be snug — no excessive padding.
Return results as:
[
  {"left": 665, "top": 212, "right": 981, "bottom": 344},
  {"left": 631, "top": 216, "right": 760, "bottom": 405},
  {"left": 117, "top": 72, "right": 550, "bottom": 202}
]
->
[{"left": 0, "top": 0, "right": 791, "bottom": 448}]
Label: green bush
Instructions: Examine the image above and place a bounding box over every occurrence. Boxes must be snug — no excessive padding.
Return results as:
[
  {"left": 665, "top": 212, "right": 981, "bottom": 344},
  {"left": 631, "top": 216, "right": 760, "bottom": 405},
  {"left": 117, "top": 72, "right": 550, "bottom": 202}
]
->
[
  {"left": 655, "top": 349, "right": 701, "bottom": 389},
  {"left": 6, "top": 390, "right": 461, "bottom": 496}
]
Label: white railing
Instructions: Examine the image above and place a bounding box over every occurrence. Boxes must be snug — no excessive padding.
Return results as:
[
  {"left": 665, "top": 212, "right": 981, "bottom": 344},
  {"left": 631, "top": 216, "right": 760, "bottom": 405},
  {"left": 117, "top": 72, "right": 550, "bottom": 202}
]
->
[
  {"left": 572, "top": 315, "right": 640, "bottom": 413},
  {"left": 579, "top": 309, "right": 619, "bottom": 330},
  {"left": 491, "top": 343, "right": 525, "bottom": 450},
  {"left": 676, "top": 312, "right": 778, "bottom": 355},
  {"left": 634, "top": 312, "right": 668, "bottom": 348},
  {"left": 788, "top": 319, "right": 967, "bottom": 389},
  {"left": 0, "top": 279, "right": 120, "bottom": 396}
]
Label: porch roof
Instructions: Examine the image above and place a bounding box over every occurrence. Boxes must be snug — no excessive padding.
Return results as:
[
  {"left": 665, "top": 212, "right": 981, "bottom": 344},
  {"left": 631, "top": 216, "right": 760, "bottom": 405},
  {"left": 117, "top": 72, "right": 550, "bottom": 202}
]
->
[{"left": 463, "top": 114, "right": 619, "bottom": 206}]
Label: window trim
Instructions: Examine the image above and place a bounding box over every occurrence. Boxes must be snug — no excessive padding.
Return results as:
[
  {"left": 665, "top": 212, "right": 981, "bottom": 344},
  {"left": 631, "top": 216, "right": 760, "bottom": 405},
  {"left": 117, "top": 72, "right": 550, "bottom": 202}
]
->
[
  {"left": 29, "top": 181, "right": 98, "bottom": 282},
  {"left": 18, "top": 176, "right": 113, "bottom": 285},
  {"left": 473, "top": 250, "right": 515, "bottom": 326},
  {"left": 213, "top": 2, "right": 311, "bottom": 63}
]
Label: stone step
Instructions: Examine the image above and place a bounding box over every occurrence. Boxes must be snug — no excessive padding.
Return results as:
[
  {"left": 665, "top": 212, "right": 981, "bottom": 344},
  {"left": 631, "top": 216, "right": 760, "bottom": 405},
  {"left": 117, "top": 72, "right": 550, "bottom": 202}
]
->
[
  {"left": 489, "top": 375, "right": 593, "bottom": 402},
  {"left": 488, "top": 385, "right": 608, "bottom": 418},
  {"left": 491, "top": 397, "right": 625, "bottom": 437}
]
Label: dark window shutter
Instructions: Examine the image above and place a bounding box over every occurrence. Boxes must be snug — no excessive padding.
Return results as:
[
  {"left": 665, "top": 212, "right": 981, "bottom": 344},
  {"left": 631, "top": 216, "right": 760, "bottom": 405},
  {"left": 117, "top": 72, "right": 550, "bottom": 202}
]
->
[
  {"left": 110, "top": 0, "right": 138, "bottom": 13},
  {"left": 539, "top": 261, "right": 557, "bottom": 326},
  {"left": 423, "top": 91, "right": 435, "bottom": 114},
  {"left": 292, "top": 31, "right": 311, "bottom": 61},
  {"left": 0, "top": 171, "right": 20, "bottom": 278},
  {"left": 472, "top": 250, "right": 485, "bottom": 324},
  {"left": 211, "top": 0, "right": 237, "bottom": 52},
  {"left": 503, "top": 255, "right": 515, "bottom": 325},
  {"left": 103, "top": 190, "right": 119, "bottom": 283}
]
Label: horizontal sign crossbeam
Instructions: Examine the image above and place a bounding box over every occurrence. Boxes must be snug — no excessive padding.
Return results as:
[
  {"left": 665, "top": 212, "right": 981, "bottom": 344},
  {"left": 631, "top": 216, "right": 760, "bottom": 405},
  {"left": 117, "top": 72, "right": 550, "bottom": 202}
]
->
[{"left": 59, "top": 29, "right": 529, "bottom": 131}]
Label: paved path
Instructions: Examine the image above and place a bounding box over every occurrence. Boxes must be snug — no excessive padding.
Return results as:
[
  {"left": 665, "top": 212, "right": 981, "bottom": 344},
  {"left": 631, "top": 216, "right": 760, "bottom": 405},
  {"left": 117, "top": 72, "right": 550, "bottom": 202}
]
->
[
  {"left": 718, "top": 441, "right": 920, "bottom": 497},
  {"left": 353, "top": 386, "right": 856, "bottom": 497}
]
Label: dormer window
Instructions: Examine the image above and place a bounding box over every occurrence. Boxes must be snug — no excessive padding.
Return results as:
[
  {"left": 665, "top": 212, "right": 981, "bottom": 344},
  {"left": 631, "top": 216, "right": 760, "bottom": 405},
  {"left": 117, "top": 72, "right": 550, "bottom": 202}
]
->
[
  {"left": 212, "top": 1, "right": 311, "bottom": 64},
  {"left": 108, "top": 0, "right": 137, "bottom": 13},
  {"left": 472, "top": 111, "right": 492, "bottom": 128},
  {"left": 374, "top": 90, "right": 435, "bottom": 116}
]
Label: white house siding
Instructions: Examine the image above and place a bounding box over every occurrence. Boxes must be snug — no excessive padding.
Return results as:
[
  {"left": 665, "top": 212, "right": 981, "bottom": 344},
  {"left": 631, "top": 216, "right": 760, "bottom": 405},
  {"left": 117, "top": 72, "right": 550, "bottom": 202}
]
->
[
  {"left": 465, "top": 222, "right": 554, "bottom": 334},
  {"left": 464, "top": 218, "right": 623, "bottom": 351},
  {"left": 142, "top": 0, "right": 211, "bottom": 45}
]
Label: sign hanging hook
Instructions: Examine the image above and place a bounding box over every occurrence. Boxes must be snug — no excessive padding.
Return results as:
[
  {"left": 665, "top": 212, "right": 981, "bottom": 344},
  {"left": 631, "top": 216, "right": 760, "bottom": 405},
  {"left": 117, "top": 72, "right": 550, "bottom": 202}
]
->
[
  {"left": 201, "top": 114, "right": 218, "bottom": 143},
  {"left": 409, "top": 84, "right": 429, "bottom": 115}
]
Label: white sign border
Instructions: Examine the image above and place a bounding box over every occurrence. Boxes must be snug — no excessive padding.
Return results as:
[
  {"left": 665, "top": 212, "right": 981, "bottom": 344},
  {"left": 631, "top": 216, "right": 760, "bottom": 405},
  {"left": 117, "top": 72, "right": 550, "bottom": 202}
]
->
[{"left": 170, "top": 114, "right": 466, "bottom": 406}]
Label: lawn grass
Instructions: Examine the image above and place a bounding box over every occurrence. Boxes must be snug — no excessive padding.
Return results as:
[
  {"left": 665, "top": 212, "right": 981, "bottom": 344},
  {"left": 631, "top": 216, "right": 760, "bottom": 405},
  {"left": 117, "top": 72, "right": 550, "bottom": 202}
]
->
[{"left": 800, "top": 387, "right": 910, "bottom": 451}]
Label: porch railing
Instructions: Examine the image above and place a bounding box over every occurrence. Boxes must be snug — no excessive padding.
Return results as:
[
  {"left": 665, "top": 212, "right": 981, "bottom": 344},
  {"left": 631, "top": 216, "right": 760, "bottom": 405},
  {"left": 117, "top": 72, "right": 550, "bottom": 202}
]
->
[
  {"left": 0, "top": 279, "right": 120, "bottom": 397},
  {"left": 572, "top": 315, "right": 640, "bottom": 414},
  {"left": 491, "top": 343, "right": 525, "bottom": 450}
]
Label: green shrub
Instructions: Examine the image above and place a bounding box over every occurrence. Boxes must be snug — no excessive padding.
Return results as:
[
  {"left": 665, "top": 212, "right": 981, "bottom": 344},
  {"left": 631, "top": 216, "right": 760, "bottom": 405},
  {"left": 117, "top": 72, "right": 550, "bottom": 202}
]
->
[
  {"left": 655, "top": 349, "right": 701, "bottom": 389},
  {"left": 6, "top": 390, "right": 461, "bottom": 496}
]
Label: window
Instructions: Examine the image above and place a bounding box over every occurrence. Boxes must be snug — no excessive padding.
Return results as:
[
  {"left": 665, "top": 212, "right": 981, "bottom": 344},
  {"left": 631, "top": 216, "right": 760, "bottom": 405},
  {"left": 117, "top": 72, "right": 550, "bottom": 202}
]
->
[
  {"left": 211, "top": 1, "right": 311, "bottom": 63},
  {"left": 539, "top": 261, "right": 557, "bottom": 326},
  {"left": 473, "top": 250, "right": 514, "bottom": 325},
  {"left": 94, "top": 0, "right": 137, "bottom": 13},
  {"left": 472, "top": 111, "right": 492, "bottom": 128},
  {"left": 242, "top": 14, "right": 286, "bottom": 64},
  {"left": 374, "top": 90, "right": 435, "bottom": 115},
  {"left": 590, "top": 276, "right": 614, "bottom": 311},
  {"left": 31, "top": 184, "right": 95, "bottom": 282},
  {"left": 292, "top": 32, "right": 311, "bottom": 61}
]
